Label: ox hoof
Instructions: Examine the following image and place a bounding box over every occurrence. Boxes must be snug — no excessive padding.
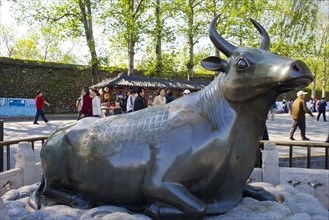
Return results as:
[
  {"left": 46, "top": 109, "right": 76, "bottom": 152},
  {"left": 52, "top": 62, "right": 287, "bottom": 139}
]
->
[
  {"left": 145, "top": 202, "right": 203, "bottom": 220},
  {"left": 70, "top": 195, "right": 93, "bottom": 209},
  {"left": 145, "top": 202, "right": 160, "bottom": 219},
  {"left": 243, "top": 185, "right": 276, "bottom": 201},
  {"left": 145, "top": 202, "right": 185, "bottom": 219}
]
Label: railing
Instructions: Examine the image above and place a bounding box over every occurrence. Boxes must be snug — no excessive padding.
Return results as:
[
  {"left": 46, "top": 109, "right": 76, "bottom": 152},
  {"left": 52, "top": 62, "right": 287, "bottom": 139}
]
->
[
  {"left": 260, "top": 140, "right": 329, "bottom": 169},
  {"left": 1, "top": 137, "right": 328, "bottom": 172},
  {"left": 0, "top": 136, "right": 48, "bottom": 172}
]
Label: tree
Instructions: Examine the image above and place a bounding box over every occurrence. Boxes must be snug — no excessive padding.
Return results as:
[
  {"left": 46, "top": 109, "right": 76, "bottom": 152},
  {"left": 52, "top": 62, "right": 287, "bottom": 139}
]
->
[
  {"left": 152, "top": 0, "right": 177, "bottom": 77},
  {"left": 11, "top": 0, "right": 101, "bottom": 84},
  {"left": 78, "top": 0, "right": 99, "bottom": 83},
  {"left": 263, "top": 0, "right": 322, "bottom": 96},
  {"left": 312, "top": 1, "right": 328, "bottom": 98},
  {"left": 0, "top": 25, "right": 17, "bottom": 57},
  {"left": 175, "top": 0, "right": 209, "bottom": 80},
  {"left": 103, "top": 0, "right": 148, "bottom": 75}
]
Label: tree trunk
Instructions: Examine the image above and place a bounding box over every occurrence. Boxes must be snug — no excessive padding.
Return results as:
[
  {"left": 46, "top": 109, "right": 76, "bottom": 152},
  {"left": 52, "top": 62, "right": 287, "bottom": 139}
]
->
[
  {"left": 128, "top": 38, "right": 135, "bottom": 76},
  {"left": 212, "top": 0, "right": 219, "bottom": 57},
  {"left": 155, "top": 0, "right": 162, "bottom": 77},
  {"left": 322, "top": 58, "right": 327, "bottom": 98},
  {"left": 312, "top": 65, "right": 317, "bottom": 98},
  {"left": 187, "top": 6, "right": 194, "bottom": 81},
  {"left": 127, "top": 0, "right": 138, "bottom": 76},
  {"left": 79, "top": 0, "right": 99, "bottom": 84}
]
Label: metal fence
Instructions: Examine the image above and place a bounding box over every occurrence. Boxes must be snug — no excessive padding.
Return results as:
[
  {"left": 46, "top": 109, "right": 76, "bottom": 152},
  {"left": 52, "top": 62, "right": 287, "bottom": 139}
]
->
[
  {"left": 260, "top": 140, "right": 329, "bottom": 169},
  {"left": 1, "top": 137, "right": 329, "bottom": 172},
  {"left": 0, "top": 136, "right": 48, "bottom": 172}
]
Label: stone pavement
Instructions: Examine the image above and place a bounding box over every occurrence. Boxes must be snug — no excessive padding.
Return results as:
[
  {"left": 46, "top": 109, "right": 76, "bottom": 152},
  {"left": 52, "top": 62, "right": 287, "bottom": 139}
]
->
[
  {"left": 265, "top": 113, "right": 328, "bottom": 158},
  {"left": 1, "top": 113, "right": 328, "bottom": 169}
]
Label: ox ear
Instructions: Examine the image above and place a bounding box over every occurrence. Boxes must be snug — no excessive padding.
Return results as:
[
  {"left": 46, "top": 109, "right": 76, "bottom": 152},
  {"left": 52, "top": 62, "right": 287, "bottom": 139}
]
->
[{"left": 201, "top": 56, "right": 227, "bottom": 72}]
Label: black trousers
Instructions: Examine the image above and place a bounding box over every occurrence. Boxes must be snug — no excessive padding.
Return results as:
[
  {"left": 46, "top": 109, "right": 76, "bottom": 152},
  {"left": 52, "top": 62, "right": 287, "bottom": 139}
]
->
[
  {"left": 317, "top": 110, "right": 327, "bottom": 121},
  {"left": 290, "top": 119, "right": 306, "bottom": 138},
  {"left": 34, "top": 109, "right": 48, "bottom": 123}
]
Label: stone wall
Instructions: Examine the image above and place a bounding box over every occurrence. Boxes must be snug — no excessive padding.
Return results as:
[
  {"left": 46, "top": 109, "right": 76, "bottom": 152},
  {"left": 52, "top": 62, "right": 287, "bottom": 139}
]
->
[
  {"left": 0, "top": 57, "right": 121, "bottom": 113},
  {"left": 0, "top": 57, "right": 214, "bottom": 113}
]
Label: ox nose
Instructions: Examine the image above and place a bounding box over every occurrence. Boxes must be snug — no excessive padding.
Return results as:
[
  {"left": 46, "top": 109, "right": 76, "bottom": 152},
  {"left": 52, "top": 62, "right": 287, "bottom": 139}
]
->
[
  {"left": 278, "top": 60, "right": 313, "bottom": 90},
  {"left": 289, "top": 60, "right": 313, "bottom": 79}
]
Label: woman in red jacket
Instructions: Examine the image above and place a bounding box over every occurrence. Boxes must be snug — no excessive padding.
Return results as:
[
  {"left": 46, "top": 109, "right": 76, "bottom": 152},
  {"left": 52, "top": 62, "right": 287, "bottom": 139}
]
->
[{"left": 78, "top": 87, "right": 93, "bottom": 120}]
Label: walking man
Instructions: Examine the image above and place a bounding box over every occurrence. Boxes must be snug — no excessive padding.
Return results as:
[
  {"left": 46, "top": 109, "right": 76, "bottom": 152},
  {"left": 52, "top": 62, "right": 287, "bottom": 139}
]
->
[
  {"left": 133, "top": 87, "right": 147, "bottom": 111},
  {"left": 33, "top": 90, "right": 50, "bottom": 124},
  {"left": 317, "top": 97, "right": 327, "bottom": 122},
  {"left": 289, "top": 90, "right": 314, "bottom": 140}
]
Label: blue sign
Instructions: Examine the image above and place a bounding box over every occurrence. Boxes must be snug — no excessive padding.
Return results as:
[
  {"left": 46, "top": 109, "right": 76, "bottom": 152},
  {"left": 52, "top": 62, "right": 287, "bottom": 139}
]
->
[
  {"left": 25, "top": 99, "right": 36, "bottom": 115},
  {"left": 0, "top": 98, "right": 7, "bottom": 116},
  {"left": 8, "top": 99, "right": 25, "bottom": 107},
  {"left": 0, "top": 98, "right": 38, "bottom": 116},
  {"left": 8, "top": 98, "right": 26, "bottom": 116}
]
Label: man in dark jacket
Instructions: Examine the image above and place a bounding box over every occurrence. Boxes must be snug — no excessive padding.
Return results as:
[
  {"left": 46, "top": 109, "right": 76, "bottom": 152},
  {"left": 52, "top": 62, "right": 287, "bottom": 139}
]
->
[
  {"left": 317, "top": 97, "right": 327, "bottom": 122},
  {"left": 133, "top": 88, "right": 147, "bottom": 111},
  {"left": 289, "top": 90, "right": 314, "bottom": 140}
]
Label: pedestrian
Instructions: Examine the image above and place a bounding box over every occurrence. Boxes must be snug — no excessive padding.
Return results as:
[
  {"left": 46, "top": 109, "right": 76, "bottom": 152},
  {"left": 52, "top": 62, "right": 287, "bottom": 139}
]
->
[
  {"left": 78, "top": 86, "right": 92, "bottom": 120},
  {"left": 133, "top": 87, "right": 147, "bottom": 111},
  {"left": 289, "top": 90, "right": 314, "bottom": 141},
  {"left": 288, "top": 99, "right": 293, "bottom": 115},
  {"left": 33, "top": 90, "right": 50, "bottom": 124},
  {"left": 257, "top": 124, "right": 269, "bottom": 167},
  {"left": 120, "top": 91, "right": 129, "bottom": 112},
  {"left": 282, "top": 99, "right": 288, "bottom": 113},
  {"left": 317, "top": 97, "right": 327, "bottom": 122},
  {"left": 76, "top": 92, "right": 83, "bottom": 120},
  {"left": 132, "top": 90, "right": 137, "bottom": 107},
  {"left": 183, "top": 89, "right": 190, "bottom": 96},
  {"left": 268, "top": 101, "right": 276, "bottom": 120},
  {"left": 126, "top": 90, "right": 134, "bottom": 113},
  {"left": 153, "top": 88, "right": 166, "bottom": 107},
  {"left": 312, "top": 95, "right": 318, "bottom": 112},
  {"left": 166, "top": 90, "right": 174, "bottom": 104},
  {"left": 91, "top": 89, "right": 102, "bottom": 118}
]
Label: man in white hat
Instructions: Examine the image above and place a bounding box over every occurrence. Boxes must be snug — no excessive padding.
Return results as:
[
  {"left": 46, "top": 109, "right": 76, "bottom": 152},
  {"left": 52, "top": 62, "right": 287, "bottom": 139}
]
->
[
  {"left": 183, "top": 89, "right": 191, "bottom": 96},
  {"left": 289, "top": 90, "right": 314, "bottom": 140}
]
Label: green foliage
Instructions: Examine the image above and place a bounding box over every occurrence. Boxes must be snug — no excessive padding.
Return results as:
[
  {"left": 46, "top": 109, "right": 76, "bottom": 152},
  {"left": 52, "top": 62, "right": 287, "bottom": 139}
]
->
[{"left": 3, "top": 0, "right": 327, "bottom": 93}]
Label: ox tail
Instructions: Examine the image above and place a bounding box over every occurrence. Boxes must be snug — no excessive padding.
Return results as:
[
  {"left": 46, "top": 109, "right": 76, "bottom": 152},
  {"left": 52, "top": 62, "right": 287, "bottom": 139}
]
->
[{"left": 28, "top": 174, "right": 45, "bottom": 210}]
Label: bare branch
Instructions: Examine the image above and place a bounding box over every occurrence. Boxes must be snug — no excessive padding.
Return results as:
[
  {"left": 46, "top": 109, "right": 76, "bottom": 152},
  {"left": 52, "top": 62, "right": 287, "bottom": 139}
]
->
[
  {"left": 50, "top": 13, "right": 79, "bottom": 22},
  {"left": 133, "top": 0, "right": 144, "bottom": 18}
]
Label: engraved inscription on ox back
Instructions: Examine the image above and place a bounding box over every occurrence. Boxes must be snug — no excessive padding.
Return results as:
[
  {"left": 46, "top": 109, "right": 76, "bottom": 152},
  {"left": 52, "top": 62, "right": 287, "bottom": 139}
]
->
[{"left": 85, "top": 107, "right": 170, "bottom": 152}]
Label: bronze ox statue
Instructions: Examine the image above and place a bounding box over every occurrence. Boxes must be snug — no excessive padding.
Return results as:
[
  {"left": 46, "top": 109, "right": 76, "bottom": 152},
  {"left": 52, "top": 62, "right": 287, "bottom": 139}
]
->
[{"left": 29, "top": 15, "right": 313, "bottom": 219}]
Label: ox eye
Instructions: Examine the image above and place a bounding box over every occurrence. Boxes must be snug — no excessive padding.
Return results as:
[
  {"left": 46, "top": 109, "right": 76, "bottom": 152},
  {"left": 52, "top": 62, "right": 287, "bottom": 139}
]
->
[{"left": 237, "top": 58, "right": 249, "bottom": 70}]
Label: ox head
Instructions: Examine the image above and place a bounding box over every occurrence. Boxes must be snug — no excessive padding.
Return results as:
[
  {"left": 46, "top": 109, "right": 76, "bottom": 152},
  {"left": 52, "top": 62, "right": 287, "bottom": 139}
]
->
[{"left": 202, "top": 15, "right": 313, "bottom": 103}]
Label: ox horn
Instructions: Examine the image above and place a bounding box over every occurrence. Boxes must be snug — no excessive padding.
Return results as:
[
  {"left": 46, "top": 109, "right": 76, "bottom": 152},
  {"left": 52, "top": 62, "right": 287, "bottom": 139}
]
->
[
  {"left": 250, "top": 18, "right": 270, "bottom": 51},
  {"left": 209, "top": 15, "right": 236, "bottom": 57}
]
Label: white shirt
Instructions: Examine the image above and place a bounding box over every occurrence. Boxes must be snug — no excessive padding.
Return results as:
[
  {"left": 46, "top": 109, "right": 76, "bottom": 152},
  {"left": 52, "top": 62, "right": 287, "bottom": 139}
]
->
[
  {"left": 92, "top": 96, "right": 102, "bottom": 116},
  {"left": 126, "top": 95, "right": 134, "bottom": 111}
]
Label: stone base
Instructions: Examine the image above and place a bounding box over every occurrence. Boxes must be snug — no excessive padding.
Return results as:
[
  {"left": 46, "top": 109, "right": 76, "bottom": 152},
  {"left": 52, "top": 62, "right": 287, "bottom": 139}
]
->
[{"left": 1, "top": 182, "right": 328, "bottom": 220}]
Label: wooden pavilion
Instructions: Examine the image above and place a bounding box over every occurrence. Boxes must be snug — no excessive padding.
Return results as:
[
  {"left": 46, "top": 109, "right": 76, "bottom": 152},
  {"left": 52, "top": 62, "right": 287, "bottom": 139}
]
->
[{"left": 91, "top": 73, "right": 211, "bottom": 107}]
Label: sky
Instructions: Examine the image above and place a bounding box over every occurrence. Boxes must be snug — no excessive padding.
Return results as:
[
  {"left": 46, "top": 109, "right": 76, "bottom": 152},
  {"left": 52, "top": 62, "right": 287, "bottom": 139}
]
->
[{"left": 0, "top": 0, "right": 28, "bottom": 37}]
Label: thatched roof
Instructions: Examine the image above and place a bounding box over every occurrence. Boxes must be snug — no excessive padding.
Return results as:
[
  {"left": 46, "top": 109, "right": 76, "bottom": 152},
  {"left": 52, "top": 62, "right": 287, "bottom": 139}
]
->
[{"left": 91, "top": 73, "right": 211, "bottom": 90}]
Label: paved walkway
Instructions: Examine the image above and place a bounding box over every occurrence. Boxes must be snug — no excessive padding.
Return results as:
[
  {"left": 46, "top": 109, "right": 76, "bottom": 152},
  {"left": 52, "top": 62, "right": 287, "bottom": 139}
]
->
[
  {"left": 1, "top": 113, "right": 328, "bottom": 169},
  {"left": 265, "top": 113, "right": 328, "bottom": 158}
]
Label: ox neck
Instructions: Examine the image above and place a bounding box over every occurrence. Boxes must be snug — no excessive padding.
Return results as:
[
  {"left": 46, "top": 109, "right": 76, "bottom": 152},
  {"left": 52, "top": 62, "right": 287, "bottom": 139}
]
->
[
  {"left": 199, "top": 77, "right": 235, "bottom": 131},
  {"left": 200, "top": 76, "right": 277, "bottom": 132}
]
